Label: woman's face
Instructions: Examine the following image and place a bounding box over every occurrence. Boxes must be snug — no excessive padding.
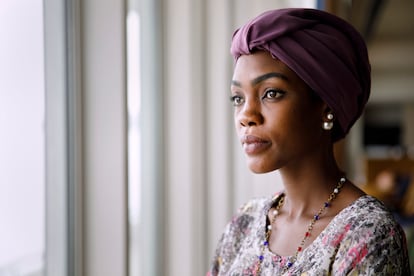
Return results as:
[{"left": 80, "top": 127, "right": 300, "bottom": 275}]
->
[{"left": 231, "top": 51, "right": 326, "bottom": 173}]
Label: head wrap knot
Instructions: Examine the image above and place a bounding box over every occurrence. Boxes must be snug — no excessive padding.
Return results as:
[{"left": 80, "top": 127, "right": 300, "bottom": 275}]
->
[{"left": 231, "top": 8, "right": 371, "bottom": 141}]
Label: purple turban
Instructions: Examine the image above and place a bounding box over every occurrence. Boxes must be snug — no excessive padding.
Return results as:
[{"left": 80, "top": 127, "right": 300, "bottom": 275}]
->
[{"left": 231, "top": 8, "right": 371, "bottom": 142}]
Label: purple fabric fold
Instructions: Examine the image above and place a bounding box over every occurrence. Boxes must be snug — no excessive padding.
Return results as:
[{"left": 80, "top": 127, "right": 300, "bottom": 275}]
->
[{"left": 231, "top": 8, "right": 371, "bottom": 141}]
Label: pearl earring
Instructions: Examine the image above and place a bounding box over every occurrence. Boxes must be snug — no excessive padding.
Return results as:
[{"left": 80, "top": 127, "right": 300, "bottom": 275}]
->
[{"left": 323, "top": 113, "right": 334, "bottom": 130}]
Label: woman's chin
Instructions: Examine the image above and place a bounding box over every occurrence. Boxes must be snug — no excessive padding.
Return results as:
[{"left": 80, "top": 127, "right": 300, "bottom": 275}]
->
[{"left": 247, "top": 162, "right": 276, "bottom": 174}]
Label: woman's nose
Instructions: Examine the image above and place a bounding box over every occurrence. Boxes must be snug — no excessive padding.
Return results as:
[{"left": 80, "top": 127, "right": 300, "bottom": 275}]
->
[{"left": 237, "top": 99, "right": 264, "bottom": 127}]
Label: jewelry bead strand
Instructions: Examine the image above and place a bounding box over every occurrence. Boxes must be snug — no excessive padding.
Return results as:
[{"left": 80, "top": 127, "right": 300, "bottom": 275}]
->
[
  {"left": 255, "top": 177, "right": 346, "bottom": 275},
  {"left": 256, "top": 195, "right": 284, "bottom": 275}
]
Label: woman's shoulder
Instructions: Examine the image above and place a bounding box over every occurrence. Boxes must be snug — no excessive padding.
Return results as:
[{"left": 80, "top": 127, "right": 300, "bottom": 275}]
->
[
  {"left": 330, "top": 195, "right": 403, "bottom": 236},
  {"left": 328, "top": 194, "right": 407, "bottom": 247},
  {"left": 338, "top": 195, "right": 398, "bottom": 225},
  {"left": 217, "top": 193, "right": 282, "bottom": 242},
  {"left": 327, "top": 196, "right": 410, "bottom": 274},
  {"left": 236, "top": 193, "right": 280, "bottom": 216},
  {"left": 226, "top": 194, "right": 277, "bottom": 230},
  {"left": 208, "top": 194, "right": 279, "bottom": 275}
]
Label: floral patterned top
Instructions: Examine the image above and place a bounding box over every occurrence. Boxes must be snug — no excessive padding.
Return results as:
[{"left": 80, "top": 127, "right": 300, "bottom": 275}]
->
[{"left": 208, "top": 195, "right": 410, "bottom": 275}]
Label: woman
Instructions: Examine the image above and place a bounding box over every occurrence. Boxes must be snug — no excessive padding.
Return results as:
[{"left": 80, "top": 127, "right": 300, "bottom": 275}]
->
[{"left": 208, "top": 8, "right": 410, "bottom": 275}]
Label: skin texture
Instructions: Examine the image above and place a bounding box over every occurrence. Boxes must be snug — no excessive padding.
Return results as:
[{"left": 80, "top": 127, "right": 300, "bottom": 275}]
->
[{"left": 231, "top": 51, "right": 365, "bottom": 255}]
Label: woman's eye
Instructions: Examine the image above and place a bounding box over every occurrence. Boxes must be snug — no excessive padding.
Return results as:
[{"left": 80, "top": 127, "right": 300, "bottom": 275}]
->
[
  {"left": 263, "top": 89, "right": 284, "bottom": 100},
  {"left": 230, "top": 95, "right": 244, "bottom": 106}
]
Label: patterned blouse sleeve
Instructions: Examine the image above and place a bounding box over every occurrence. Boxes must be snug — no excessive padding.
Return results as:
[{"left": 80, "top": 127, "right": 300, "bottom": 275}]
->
[
  {"left": 207, "top": 200, "right": 257, "bottom": 276},
  {"left": 334, "top": 215, "right": 410, "bottom": 275}
]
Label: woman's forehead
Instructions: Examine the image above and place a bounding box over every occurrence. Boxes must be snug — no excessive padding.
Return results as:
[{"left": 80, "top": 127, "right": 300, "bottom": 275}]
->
[{"left": 232, "top": 52, "right": 297, "bottom": 83}]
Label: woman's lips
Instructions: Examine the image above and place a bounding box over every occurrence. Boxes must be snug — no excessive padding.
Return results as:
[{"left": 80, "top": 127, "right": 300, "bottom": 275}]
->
[{"left": 240, "top": 135, "right": 271, "bottom": 155}]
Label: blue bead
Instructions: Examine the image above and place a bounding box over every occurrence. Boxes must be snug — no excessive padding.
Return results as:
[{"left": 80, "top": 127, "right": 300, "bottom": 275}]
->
[
  {"left": 324, "top": 202, "right": 330, "bottom": 207},
  {"left": 263, "top": 241, "right": 269, "bottom": 246},
  {"left": 287, "top": 262, "right": 293, "bottom": 267},
  {"left": 259, "top": 255, "right": 264, "bottom": 261},
  {"left": 314, "top": 215, "right": 320, "bottom": 220}
]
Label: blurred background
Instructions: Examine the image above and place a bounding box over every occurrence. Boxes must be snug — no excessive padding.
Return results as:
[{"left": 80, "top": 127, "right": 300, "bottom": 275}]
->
[{"left": 0, "top": 0, "right": 413, "bottom": 275}]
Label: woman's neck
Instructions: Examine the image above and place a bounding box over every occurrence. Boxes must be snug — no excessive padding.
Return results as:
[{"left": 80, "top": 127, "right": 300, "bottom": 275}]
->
[{"left": 277, "top": 154, "right": 344, "bottom": 219}]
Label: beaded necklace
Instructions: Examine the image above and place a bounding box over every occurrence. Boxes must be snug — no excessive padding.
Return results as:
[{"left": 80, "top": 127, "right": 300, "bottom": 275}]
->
[{"left": 255, "top": 177, "right": 346, "bottom": 275}]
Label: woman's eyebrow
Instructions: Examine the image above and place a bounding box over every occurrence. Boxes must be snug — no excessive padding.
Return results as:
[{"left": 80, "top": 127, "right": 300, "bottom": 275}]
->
[
  {"left": 231, "top": 72, "right": 288, "bottom": 88},
  {"left": 231, "top": 80, "right": 242, "bottom": 87},
  {"left": 251, "top": 72, "right": 287, "bottom": 86}
]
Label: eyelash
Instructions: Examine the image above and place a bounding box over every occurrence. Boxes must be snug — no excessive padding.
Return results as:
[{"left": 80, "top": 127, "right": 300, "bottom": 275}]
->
[
  {"left": 230, "top": 89, "right": 285, "bottom": 106},
  {"left": 230, "top": 95, "right": 244, "bottom": 106},
  {"left": 262, "top": 89, "right": 285, "bottom": 100}
]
